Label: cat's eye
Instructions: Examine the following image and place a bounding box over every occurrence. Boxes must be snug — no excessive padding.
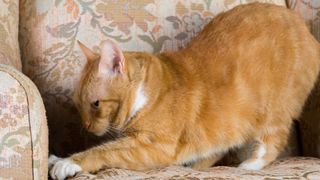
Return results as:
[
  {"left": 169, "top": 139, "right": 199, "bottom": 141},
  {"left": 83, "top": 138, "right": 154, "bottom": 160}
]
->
[{"left": 91, "top": 100, "right": 100, "bottom": 109}]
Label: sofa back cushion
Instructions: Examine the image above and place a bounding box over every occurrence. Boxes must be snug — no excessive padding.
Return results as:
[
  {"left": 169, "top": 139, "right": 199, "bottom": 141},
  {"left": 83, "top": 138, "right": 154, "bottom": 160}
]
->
[
  {"left": 19, "top": 0, "right": 286, "bottom": 156},
  {"left": 0, "top": 0, "right": 21, "bottom": 70},
  {"left": 288, "top": 0, "right": 320, "bottom": 158}
]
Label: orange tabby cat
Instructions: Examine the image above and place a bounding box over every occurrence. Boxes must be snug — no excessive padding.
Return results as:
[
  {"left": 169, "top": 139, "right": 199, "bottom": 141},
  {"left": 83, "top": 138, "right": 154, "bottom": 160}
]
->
[{"left": 49, "top": 3, "right": 320, "bottom": 179}]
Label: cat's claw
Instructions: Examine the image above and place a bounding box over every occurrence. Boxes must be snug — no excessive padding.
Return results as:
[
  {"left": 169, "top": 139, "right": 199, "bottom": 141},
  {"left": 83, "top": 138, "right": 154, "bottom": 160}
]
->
[{"left": 50, "top": 158, "right": 82, "bottom": 180}]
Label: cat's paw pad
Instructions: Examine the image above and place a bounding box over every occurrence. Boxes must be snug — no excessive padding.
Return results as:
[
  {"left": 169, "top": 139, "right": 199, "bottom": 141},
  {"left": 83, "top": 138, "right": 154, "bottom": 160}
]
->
[
  {"left": 50, "top": 158, "right": 82, "bottom": 180},
  {"left": 238, "top": 158, "right": 265, "bottom": 170}
]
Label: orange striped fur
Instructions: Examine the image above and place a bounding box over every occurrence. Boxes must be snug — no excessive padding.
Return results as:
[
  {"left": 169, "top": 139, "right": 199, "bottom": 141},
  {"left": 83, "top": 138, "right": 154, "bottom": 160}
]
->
[{"left": 50, "top": 3, "right": 320, "bottom": 179}]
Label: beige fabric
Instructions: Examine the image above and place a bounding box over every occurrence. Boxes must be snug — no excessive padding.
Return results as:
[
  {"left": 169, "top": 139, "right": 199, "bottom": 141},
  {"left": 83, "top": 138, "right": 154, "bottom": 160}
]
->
[
  {"left": 19, "top": 0, "right": 287, "bottom": 157},
  {"left": 0, "top": 64, "right": 48, "bottom": 180},
  {"left": 0, "top": 0, "right": 21, "bottom": 70},
  {"left": 0, "top": 66, "right": 32, "bottom": 179},
  {"left": 287, "top": 0, "right": 320, "bottom": 158},
  {"left": 70, "top": 157, "right": 320, "bottom": 180}
]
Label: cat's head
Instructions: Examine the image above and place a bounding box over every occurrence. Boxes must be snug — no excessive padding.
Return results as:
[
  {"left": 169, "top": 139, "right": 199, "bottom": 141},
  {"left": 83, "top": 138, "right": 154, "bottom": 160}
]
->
[{"left": 74, "top": 40, "right": 147, "bottom": 136}]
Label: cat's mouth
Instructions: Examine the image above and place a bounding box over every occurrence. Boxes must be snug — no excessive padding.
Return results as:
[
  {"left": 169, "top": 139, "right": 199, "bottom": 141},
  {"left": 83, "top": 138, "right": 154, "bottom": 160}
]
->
[
  {"left": 89, "top": 124, "right": 124, "bottom": 140},
  {"left": 84, "top": 122, "right": 109, "bottom": 137},
  {"left": 93, "top": 129, "right": 108, "bottom": 137}
]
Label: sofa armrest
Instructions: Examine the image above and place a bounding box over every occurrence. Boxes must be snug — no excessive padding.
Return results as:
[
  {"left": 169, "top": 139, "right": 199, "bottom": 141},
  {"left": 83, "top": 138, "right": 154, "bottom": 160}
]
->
[{"left": 0, "top": 64, "right": 48, "bottom": 179}]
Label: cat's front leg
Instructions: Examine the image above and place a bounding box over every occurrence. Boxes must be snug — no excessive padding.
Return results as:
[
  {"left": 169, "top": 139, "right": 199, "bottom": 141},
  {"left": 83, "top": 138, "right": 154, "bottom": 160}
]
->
[{"left": 50, "top": 135, "right": 175, "bottom": 179}]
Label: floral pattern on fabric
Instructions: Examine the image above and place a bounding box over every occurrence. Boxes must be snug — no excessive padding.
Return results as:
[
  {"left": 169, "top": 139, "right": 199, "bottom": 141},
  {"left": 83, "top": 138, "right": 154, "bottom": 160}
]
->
[
  {"left": 19, "top": 0, "right": 286, "bottom": 157},
  {"left": 0, "top": 70, "right": 31, "bottom": 179},
  {"left": 0, "top": 65, "right": 48, "bottom": 180},
  {"left": 0, "top": 0, "right": 21, "bottom": 70},
  {"left": 96, "top": 0, "right": 157, "bottom": 35}
]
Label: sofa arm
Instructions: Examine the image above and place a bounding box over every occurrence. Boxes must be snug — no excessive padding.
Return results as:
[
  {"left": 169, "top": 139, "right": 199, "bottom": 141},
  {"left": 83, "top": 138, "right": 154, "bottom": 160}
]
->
[{"left": 0, "top": 64, "right": 48, "bottom": 179}]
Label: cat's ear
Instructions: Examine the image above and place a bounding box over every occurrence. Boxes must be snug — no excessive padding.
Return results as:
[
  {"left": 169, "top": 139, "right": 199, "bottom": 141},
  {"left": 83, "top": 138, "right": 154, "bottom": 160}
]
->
[
  {"left": 99, "top": 39, "right": 125, "bottom": 76},
  {"left": 78, "top": 41, "right": 100, "bottom": 62}
]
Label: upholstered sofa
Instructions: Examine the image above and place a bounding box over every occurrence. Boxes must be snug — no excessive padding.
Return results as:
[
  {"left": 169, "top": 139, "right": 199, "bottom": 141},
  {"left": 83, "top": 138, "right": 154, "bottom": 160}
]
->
[{"left": 1, "top": 0, "right": 320, "bottom": 179}]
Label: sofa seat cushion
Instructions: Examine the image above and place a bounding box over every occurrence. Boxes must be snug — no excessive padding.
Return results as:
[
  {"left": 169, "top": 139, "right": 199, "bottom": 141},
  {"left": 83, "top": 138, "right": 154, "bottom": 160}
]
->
[{"left": 70, "top": 157, "right": 320, "bottom": 180}]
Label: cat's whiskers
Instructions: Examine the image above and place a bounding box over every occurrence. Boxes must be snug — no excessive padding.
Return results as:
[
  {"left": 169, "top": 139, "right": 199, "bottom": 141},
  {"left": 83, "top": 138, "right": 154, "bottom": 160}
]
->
[{"left": 99, "top": 124, "right": 122, "bottom": 140}]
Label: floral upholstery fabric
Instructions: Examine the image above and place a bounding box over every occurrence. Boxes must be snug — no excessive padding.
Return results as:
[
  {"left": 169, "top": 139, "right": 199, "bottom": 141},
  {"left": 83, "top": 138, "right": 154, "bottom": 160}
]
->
[
  {"left": 19, "top": 0, "right": 286, "bottom": 157},
  {"left": 0, "top": 65, "right": 48, "bottom": 180},
  {"left": 287, "top": 0, "right": 320, "bottom": 158},
  {"left": 0, "top": 0, "right": 21, "bottom": 70},
  {"left": 287, "top": 0, "right": 320, "bottom": 41},
  {"left": 70, "top": 157, "right": 320, "bottom": 180}
]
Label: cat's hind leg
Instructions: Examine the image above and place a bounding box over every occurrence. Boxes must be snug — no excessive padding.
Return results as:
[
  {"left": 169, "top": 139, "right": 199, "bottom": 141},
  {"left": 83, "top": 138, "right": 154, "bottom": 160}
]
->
[
  {"left": 239, "top": 124, "right": 291, "bottom": 170},
  {"left": 191, "top": 154, "right": 224, "bottom": 170}
]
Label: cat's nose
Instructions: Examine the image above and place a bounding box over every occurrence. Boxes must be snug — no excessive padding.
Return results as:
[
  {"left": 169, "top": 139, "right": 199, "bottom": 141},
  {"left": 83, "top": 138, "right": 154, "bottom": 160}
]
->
[{"left": 83, "top": 121, "right": 91, "bottom": 129}]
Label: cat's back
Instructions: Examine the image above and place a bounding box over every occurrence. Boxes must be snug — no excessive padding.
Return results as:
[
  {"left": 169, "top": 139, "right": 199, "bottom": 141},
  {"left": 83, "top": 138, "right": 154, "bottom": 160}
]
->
[
  {"left": 182, "top": 2, "right": 320, "bottom": 83},
  {"left": 176, "top": 2, "right": 320, "bottom": 121},
  {"left": 186, "top": 2, "right": 318, "bottom": 55}
]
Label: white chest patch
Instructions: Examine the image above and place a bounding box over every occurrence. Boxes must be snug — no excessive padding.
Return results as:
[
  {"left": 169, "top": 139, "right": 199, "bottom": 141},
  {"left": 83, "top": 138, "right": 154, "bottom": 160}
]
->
[{"left": 129, "top": 83, "right": 148, "bottom": 120}]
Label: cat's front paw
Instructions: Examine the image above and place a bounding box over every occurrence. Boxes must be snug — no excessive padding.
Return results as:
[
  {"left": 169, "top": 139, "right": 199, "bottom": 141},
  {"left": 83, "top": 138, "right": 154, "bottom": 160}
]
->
[
  {"left": 48, "top": 154, "right": 62, "bottom": 169},
  {"left": 50, "top": 158, "right": 82, "bottom": 180}
]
